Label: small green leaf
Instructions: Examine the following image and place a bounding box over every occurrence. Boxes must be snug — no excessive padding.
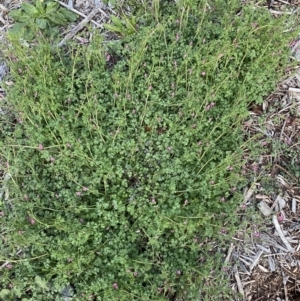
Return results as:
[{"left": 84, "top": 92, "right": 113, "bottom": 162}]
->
[
  {"left": 35, "top": 275, "right": 49, "bottom": 291},
  {"left": 45, "top": 1, "right": 59, "bottom": 13},
  {"left": 103, "top": 23, "right": 124, "bottom": 35},
  {"left": 22, "top": 24, "right": 38, "bottom": 41},
  {"left": 124, "top": 16, "right": 137, "bottom": 35},
  {"left": 7, "top": 22, "right": 26, "bottom": 40},
  {"left": 111, "top": 15, "right": 124, "bottom": 29},
  {"left": 35, "top": 0, "right": 45, "bottom": 14},
  {"left": 36, "top": 18, "right": 47, "bottom": 29},
  {"left": 12, "top": 287, "right": 22, "bottom": 297},
  {"left": 20, "top": 3, "right": 39, "bottom": 16},
  {"left": 59, "top": 8, "right": 78, "bottom": 22},
  {"left": 48, "top": 11, "right": 67, "bottom": 25},
  {"left": 0, "top": 289, "right": 10, "bottom": 298},
  {"left": 10, "top": 22, "right": 26, "bottom": 31},
  {"left": 8, "top": 9, "right": 23, "bottom": 21},
  {"left": 18, "top": 13, "right": 33, "bottom": 23},
  {"left": 45, "top": 26, "right": 60, "bottom": 37}
]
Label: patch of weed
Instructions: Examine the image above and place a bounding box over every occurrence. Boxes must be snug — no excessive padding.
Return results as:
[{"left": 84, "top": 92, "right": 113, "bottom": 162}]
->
[{"left": 0, "top": 0, "right": 295, "bottom": 300}]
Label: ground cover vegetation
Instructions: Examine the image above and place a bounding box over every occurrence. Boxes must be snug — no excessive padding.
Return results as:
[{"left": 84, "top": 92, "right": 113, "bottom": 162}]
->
[
  {"left": 7, "top": 0, "right": 78, "bottom": 41},
  {"left": 0, "top": 0, "right": 296, "bottom": 300}
]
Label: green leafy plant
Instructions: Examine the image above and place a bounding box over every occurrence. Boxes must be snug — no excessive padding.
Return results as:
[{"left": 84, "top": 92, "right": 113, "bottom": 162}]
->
[
  {"left": 103, "top": 14, "right": 137, "bottom": 37},
  {"left": 0, "top": 0, "right": 295, "bottom": 300},
  {"left": 8, "top": 0, "right": 78, "bottom": 41}
]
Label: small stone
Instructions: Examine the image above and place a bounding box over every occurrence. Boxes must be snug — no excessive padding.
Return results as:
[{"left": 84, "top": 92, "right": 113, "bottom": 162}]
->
[
  {"left": 275, "top": 195, "right": 286, "bottom": 210},
  {"left": 258, "top": 200, "right": 272, "bottom": 216}
]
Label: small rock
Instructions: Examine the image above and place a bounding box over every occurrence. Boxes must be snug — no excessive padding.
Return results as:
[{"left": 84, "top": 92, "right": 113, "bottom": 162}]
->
[
  {"left": 292, "top": 198, "right": 296, "bottom": 213},
  {"left": 258, "top": 200, "right": 272, "bottom": 216},
  {"left": 61, "top": 285, "right": 74, "bottom": 301},
  {"left": 275, "top": 195, "right": 286, "bottom": 210}
]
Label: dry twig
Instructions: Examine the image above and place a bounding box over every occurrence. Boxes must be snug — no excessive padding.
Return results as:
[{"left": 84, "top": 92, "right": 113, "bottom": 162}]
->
[
  {"left": 0, "top": 4, "right": 8, "bottom": 12},
  {"left": 234, "top": 265, "right": 245, "bottom": 298},
  {"left": 54, "top": 0, "right": 104, "bottom": 28},
  {"left": 282, "top": 271, "right": 289, "bottom": 301},
  {"left": 272, "top": 215, "right": 294, "bottom": 253},
  {"left": 249, "top": 250, "right": 264, "bottom": 271},
  {"left": 225, "top": 243, "right": 235, "bottom": 264},
  {"left": 57, "top": 5, "right": 100, "bottom": 47},
  {"left": 0, "top": 15, "right": 6, "bottom": 25}
]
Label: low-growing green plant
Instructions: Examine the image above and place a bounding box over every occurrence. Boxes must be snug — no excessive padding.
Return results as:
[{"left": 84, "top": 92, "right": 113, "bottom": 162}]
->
[
  {"left": 8, "top": 0, "right": 78, "bottom": 41},
  {"left": 0, "top": 0, "right": 295, "bottom": 300},
  {"left": 103, "top": 14, "right": 137, "bottom": 37}
]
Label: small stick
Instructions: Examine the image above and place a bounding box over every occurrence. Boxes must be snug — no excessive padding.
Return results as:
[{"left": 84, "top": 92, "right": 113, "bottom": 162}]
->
[
  {"left": 54, "top": 0, "right": 103, "bottom": 28},
  {"left": 289, "top": 87, "right": 300, "bottom": 93},
  {"left": 277, "top": 0, "right": 290, "bottom": 3},
  {"left": 0, "top": 16, "right": 5, "bottom": 25},
  {"left": 99, "top": 7, "right": 109, "bottom": 18},
  {"left": 282, "top": 271, "right": 289, "bottom": 301},
  {"left": 244, "top": 183, "right": 256, "bottom": 203},
  {"left": 0, "top": 261, "right": 9, "bottom": 269},
  {"left": 272, "top": 215, "right": 294, "bottom": 253},
  {"left": 269, "top": 9, "right": 292, "bottom": 14},
  {"left": 234, "top": 265, "right": 245, "bottom": 298},
  {"left": 292, "top": 198, "right": 296, "bottom": 213},
  {"left": 256, "top": 244, "right": 271, "bottom": 253},
  {"left": 224, "top": 243, "right": 235, "bottom": 264},
  {"left": 57, "top": 6, "right": 100, "bottom": 47},
  {"left": 238, "top": 256, "right": 251, "bottom": 266},
  {"left": 258, "top": 264, "right": 268, "bottom": 273},
  {"left": 249, "top": 250, "right": 263, "bottom": 271},
  {"left": 280, "top": 118, "right": 287, "bottom": 141},
  {"left": 268, "top": 256, "right": 276, "bottom": 272},
  {"left": 270, "top": 196, "right": 280, "bottom": 211},
  {"left": 0, "top": 4, "right": 8, "bottom": 12}
]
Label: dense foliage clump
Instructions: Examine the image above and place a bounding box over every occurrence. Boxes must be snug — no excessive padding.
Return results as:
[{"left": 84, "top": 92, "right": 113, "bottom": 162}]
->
[{"left": 0, "top": 0, "right": 294, "bottom": 300}]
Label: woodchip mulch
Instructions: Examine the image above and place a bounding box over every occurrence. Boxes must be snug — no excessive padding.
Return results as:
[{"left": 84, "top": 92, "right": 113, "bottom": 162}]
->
[
  {"left": 1, "top": 1, "right": 300, "bottom": 300},
  {"left": 228, "top": 69, "right": 300, "bottom": 300}
]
